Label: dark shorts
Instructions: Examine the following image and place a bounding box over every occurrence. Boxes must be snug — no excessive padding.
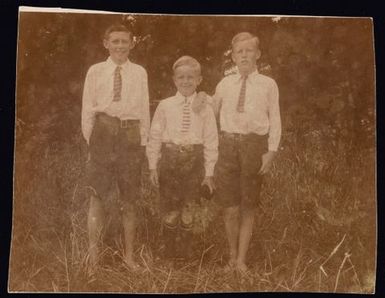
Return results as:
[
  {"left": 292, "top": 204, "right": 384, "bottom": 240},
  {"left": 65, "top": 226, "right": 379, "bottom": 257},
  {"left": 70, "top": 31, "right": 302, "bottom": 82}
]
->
[
  {"left": 159, "top": 143, "right": 204, "bottom": 212},
  {"left": 214, "top": 132, "right": 268, "bottom": 209},
  {"left": 85, "top": 113, "right": 144, "bottom": 202}
]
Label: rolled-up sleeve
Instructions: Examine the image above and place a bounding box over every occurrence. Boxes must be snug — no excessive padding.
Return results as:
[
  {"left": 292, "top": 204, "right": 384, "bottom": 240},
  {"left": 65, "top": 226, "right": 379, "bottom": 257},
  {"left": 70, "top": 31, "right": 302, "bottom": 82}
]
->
[
  {"left": 202, "top": 107, "right": 219, "bottom": 177},
  {"left": 81, "top": 67, "right": 96, "bottom": 145},
  {"left": 140, "top": 70, "right": 150, "bottom": 146},
  {"left": 146, "top": 102, "right": 165, "bottom": 170},
  {"left": 267, "top": 79, "right": 281, "bottom": 151}
]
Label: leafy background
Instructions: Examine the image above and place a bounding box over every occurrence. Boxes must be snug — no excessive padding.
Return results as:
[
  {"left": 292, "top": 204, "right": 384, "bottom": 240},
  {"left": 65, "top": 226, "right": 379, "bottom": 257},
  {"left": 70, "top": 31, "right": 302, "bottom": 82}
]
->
[{"left": 10, "top": 12, "right": 375, "bottom": 293}]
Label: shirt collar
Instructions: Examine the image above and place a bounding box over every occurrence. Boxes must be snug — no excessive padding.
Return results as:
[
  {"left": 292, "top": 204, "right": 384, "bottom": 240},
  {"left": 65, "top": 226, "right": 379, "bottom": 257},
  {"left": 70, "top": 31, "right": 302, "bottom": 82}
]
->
[
  {"left": 106, "top": 56, "right": 131, "bottom": 74},
  {"left": 235, "top": 67, "right": 259, "bottom": 84},
  {"left": 175, "top": 91, "right": 197, "bottom": 104}
]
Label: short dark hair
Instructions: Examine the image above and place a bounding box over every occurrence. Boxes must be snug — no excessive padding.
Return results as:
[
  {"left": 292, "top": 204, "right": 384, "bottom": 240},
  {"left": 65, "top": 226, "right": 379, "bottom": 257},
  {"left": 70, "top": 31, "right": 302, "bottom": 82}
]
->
[{"left": 104, "top": 24, "right": 133, "bottom": 40}]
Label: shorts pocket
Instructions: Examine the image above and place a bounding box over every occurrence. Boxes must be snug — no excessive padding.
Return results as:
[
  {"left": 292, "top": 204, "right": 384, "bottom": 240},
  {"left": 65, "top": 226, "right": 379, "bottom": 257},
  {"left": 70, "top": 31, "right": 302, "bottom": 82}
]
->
[
  {"left": 241, "top": 141, "right": 264, "bottom": 176},
  {"left": 124, "top": 125, "right": 141, "bottom": 146}
]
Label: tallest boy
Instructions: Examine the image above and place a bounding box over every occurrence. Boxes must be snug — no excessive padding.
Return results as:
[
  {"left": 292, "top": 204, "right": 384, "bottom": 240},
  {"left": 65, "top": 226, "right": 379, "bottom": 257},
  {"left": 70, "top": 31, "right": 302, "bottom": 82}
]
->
[
  {"left": 81, "top": 25, "right": 150, "bottom": 271},
  {"left": 206, "top": 32, "right": 281, "bottom": 273}
]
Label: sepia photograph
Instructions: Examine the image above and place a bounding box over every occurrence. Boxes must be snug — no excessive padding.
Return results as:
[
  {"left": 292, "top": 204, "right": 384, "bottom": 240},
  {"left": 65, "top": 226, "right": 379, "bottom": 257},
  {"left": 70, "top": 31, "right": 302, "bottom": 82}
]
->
[{"left": 9, "top": 7, "right": 376, "bottom": 293}]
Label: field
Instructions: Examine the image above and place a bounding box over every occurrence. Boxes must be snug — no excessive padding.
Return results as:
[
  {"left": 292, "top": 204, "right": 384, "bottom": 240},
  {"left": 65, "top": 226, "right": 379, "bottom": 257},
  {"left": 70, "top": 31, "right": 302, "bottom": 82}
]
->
[{"left": 9, "top": 121, "right": 376, "bottom": 293}]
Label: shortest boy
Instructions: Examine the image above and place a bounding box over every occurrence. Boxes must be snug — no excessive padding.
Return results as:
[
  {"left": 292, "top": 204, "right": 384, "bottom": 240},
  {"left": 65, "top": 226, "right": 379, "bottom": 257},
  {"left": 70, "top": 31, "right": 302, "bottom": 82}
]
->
[{"left": 146, "top": 56, "right": 218, "bottom": 261}]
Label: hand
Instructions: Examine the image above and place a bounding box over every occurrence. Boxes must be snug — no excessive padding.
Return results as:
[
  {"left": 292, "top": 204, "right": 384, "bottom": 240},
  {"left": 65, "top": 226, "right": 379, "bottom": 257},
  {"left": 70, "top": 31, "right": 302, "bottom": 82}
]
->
[
  {"left": 192, "top": 91, "right": 208, "bottom": 113},
  {"left": 258, "top": 151, "right": 277, "bottom": 175},
  {"left": 149, "top": 169, "right": 159, "bottom": 188},
  {"left": 201, "top": 176, "right": 215, "bottom": 193}
]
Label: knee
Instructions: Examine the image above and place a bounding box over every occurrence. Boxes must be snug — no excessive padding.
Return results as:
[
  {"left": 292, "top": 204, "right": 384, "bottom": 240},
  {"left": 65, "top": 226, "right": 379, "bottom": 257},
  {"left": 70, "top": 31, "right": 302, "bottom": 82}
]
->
[
  {"left": 85, "top": 186, "right": 98, "bottom": 198},
  {"left": 241, "top": 207, "right": 256, "bottom": 218},
  {"left": 163, "top": 210, "right": 180, "bottom": 229},
  {"left": 89, "top": 195, "right": 103, "bottom": 214},
  {"left": 223, "top": 206, "right": 240, "bottom": 221},
  {"left": 88, "top": 200, "right": 104, "bottom": 226},
  {"left": 181, "top": 208, "right": 194, "bottom": 230}
]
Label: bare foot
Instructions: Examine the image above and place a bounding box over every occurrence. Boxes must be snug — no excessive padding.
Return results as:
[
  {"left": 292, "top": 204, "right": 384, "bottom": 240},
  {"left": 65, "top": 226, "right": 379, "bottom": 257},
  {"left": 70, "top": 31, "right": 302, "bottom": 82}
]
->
[
  {"left": 161, "top": 259, "right": 175, "bottom": 270},
  {"left": 86, "top": 251, "right": 100, "bottom": 278},
  {"left": 86, "top": 262, "right": 98, "bottom": 280},
  {"left": 229, "top": 258, "right": 237, "bottom": 267},
  {"left": 236, "top": 261, "right": 249, "bottom": 274},
  {"left": 221, "top": 258, "right": 237, "bottom": 273},
  {"left": 123, "top": 259, "right": 143, "bottom": 272}
]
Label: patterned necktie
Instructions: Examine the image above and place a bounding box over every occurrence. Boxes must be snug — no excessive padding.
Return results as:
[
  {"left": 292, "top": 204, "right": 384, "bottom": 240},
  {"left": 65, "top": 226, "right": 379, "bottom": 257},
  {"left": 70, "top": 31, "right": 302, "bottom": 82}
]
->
[
  {"left": 113, "top": 66, "right": 122, "bottom": 102},
  {"left": 237, "top": 75, "right": 248, "bottom": 112},
  {"left": 181, "top": 97, "right": 191, "bottom": 134}
]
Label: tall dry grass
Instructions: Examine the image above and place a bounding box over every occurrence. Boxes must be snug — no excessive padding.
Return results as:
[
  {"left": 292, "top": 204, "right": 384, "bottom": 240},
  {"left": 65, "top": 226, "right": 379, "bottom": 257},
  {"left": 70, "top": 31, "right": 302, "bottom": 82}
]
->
[{"left": 9, "top": 122, "right": 376, "bottom": 293}]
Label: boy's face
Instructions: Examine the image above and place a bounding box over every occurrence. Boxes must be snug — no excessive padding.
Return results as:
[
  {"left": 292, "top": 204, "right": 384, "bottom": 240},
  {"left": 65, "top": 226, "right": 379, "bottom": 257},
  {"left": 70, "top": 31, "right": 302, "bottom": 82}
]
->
[
  {"left": 103, "top": 31, "right": 133, "bottom": 65},
  {"left": 232, "top": 39, "right": 261, "bottom": 75},
  {"left": 173, "top": 65, "right": 202, "bottom": 97}
]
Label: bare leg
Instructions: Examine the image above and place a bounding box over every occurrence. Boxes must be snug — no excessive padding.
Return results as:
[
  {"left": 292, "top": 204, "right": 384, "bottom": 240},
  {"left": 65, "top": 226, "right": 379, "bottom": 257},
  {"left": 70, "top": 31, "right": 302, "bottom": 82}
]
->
[
  {"left": 223, "top": 206, "right": 240, "bottom": 266},
  {"left": 88, "top": 194, "right": 105, "bottom": 269},
  {"left": 236, "top": 208, "right": 256, "bottom": 272},
  {"left": 121, "top": 202, "right": 139, "bottom": 269},
  {"left": 162, "top": 210, "right": 180, "bottom": 262},
  {"left": 180, "top": 205, "right": 194, "bottom": 259}
]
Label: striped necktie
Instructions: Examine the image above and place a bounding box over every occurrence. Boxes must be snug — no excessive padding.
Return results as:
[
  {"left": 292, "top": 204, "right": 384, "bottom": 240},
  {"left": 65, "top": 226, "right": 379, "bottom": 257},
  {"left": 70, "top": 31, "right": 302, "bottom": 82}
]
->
[
  {"left": 181, "top": 97, "right": 191, "bottom": 134},
  {"left": 237, "top": 75, "right": 248, "bottom": 112},
  {"left": 113, "top": 66, "right": 122, "bottom": 102}
]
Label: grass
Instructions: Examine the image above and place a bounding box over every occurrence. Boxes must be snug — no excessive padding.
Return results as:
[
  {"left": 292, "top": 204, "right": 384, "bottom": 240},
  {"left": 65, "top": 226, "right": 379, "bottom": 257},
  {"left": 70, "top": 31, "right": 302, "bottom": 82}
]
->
[{"left": 9, "top": 126, "right": 376, "bottom": 293}]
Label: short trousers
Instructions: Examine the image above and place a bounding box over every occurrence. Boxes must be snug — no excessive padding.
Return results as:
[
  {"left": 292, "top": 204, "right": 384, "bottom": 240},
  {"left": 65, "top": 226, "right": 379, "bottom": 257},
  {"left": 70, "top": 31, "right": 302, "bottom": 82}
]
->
[
  {"left": 214, "top": 132, "right": 268, "bottom": 209},
  {"left": 84, "top": 113, "right": 144, "bottom": 203},
  {"left": 158, "top": 143, "right": 204, "bottom": 212}
]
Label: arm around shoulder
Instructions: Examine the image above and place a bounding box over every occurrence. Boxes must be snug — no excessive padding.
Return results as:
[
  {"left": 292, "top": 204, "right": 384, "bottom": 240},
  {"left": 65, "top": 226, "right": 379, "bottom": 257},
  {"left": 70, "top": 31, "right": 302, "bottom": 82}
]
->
[{"left": 209, "top": 80, "right": 225, "bottom": 117}]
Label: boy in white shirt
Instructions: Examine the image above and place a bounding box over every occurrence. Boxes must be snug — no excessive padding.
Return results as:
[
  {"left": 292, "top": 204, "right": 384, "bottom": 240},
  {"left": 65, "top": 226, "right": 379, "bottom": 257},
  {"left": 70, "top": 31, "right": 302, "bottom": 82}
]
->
[
  {"left": 199, "top": 32, "right": 281, "bottom": 273},
  {"left": 146, "top": 56, "right": 218, "bottom": 260},
  {"left": 81, "top": 24, "right": 150, "bottom": 272}
]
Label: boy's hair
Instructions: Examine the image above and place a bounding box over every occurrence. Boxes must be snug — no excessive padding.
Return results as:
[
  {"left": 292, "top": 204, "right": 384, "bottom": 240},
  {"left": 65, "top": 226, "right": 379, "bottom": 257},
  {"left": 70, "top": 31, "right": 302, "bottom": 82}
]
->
[
  {"left": 231, "top": 32, "right": 260, "bottom": 50},
  {"left": 172, "top": 56, "right": 201, "bottom": 74},
  {"left": 104, "top": 24, "right": 133, "bottom": 40}
]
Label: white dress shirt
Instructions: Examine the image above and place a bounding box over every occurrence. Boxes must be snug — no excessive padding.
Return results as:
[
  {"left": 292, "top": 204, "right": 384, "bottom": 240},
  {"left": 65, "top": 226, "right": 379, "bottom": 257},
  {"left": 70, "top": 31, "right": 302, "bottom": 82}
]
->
[
  {"left": 146, "top": 92, "right": 218, "bottom": 177},
  {"left": 81, "top": 57, "right": 150, "bottom": 145},
  {"left": 213, "top": 68, "right": 281, "bottom": 151}
]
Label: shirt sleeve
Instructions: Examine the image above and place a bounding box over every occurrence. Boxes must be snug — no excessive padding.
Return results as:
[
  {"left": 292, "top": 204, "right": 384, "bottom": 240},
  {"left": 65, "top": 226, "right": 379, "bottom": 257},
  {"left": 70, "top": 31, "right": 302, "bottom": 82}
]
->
[
  {"left": 140, "top": 70, "right": 150, "bottom": 146},
  {"left": 81, "top": 67, "right": 96, "bottom": 145},
  {"left": 267, "top": 79, "right": 281, "bottom": 151},
  {"left": 146, "top": 102, "right": 165, "bottom": 170},
  {"left": 207, "top": 81, "right": 223, "bottom": 116},
  {"left": 202, "top": 106, "right": 219, "bottom": 177}
]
